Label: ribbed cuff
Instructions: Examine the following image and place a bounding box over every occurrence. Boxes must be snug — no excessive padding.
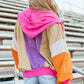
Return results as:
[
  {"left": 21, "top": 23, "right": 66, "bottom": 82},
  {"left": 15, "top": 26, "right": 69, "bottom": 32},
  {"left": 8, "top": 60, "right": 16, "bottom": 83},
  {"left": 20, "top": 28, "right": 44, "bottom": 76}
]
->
[{"left": 62, "top": 80, "right": 70, "bottom": 84}]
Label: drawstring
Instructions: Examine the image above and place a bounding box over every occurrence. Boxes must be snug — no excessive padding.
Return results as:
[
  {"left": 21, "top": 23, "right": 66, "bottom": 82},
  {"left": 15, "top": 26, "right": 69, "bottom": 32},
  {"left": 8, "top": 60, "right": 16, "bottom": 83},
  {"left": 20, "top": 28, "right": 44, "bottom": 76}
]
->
[{"left": 57, "top": 21, "right": 65, "bottom": 34}]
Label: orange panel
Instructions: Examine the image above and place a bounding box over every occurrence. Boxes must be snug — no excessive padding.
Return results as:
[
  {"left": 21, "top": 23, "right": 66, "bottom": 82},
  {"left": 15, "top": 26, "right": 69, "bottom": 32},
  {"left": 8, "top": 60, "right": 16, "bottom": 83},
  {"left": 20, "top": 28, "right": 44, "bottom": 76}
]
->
[
  {"left": 11, "top": 48, "right": 21, "bottom": 71},
  {"left": 52, "top": 52, "right": 73, "bottom": 84}
]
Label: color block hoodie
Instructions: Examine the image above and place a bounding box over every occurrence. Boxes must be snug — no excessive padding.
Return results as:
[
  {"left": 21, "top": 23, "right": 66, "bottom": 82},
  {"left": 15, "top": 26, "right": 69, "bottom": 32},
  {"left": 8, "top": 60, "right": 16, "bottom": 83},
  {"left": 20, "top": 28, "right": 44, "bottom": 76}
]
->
[{"left": 11, "top": 7, "right": 73, "bottom": 84}]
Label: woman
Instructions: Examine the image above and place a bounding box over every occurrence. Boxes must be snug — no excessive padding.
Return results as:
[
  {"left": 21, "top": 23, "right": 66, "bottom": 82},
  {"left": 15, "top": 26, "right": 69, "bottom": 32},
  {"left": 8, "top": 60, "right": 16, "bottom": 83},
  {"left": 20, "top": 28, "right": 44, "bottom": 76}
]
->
[{"left": 11, "top": 0, "right": 73, "bottom": 84}]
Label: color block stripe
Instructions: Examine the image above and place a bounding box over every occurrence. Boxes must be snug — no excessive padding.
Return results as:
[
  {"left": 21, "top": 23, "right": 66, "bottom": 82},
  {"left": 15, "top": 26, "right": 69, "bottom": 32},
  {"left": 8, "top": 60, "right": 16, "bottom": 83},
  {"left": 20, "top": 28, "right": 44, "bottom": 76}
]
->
[
  {"left": 11, "top": 36, "right": 17, "bottom": 51},
  {"left": 52, "top": 52, "right": 73, "bottom": 83},
  {"left": 47, "top": 23, "right": 65, "bottom": 46},
  {"left": 12, "top": 19, "right": 32, "bottom": 71},
  {"left": 40, "top": 30, "right": 54, "bottom": 69},
  {"left": 50, "top": 39, "right": 69, "bottom": 57},
  {"left": 11, "top": 48, "right": 20, "bottom": 71},
  {"left": 24, "top": 32, "right": 46, "bottom": 69}
]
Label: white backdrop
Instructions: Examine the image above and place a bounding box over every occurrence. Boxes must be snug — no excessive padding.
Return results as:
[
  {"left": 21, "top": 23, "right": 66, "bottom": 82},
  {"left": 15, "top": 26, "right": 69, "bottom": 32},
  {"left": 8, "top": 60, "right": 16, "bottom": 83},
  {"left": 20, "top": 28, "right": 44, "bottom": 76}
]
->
[
  {"left": 55, "top": 0, "right": 84, "bottom": 16},
  {"left": 22, "top": 0, "right": 84, "bottom": 16}
]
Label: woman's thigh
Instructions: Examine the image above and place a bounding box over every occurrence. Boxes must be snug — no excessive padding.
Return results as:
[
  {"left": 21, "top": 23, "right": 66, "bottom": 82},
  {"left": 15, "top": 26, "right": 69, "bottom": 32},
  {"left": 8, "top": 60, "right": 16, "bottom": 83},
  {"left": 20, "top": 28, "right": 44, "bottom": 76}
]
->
[
  {"left": 23, "top": 77, "right": 39, "bottom": 84},
  {"left": 38, "top": 75, "right": 57, "bottom": 84}
]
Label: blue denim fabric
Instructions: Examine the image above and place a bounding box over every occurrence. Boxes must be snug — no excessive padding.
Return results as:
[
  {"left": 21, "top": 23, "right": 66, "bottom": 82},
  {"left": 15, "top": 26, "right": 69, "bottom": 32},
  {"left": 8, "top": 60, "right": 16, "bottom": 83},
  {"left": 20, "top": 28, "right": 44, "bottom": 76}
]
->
[{"left": 24, "top": 75, "right": 57, "bottom": 84}]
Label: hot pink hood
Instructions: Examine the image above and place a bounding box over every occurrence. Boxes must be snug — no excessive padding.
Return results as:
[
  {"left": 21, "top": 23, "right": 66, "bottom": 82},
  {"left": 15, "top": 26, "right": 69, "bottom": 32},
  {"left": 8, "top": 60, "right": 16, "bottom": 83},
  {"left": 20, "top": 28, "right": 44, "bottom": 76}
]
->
[{"left": 17, "top": 7, "right": 64, "bottom": 38}]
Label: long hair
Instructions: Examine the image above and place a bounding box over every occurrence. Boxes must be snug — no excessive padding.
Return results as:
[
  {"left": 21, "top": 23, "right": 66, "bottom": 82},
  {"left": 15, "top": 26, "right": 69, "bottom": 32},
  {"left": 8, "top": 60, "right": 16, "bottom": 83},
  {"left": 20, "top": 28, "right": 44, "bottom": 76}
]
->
[{"left": 28, "top": 0, "right": 60, "bottom": 17}]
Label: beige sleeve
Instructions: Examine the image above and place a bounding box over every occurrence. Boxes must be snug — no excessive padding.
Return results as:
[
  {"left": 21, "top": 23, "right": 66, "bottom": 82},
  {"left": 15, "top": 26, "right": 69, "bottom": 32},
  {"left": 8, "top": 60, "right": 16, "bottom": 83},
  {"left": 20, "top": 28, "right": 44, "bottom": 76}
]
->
[{"left": 46, "top": 23, "right": 73, "bottom": 84}]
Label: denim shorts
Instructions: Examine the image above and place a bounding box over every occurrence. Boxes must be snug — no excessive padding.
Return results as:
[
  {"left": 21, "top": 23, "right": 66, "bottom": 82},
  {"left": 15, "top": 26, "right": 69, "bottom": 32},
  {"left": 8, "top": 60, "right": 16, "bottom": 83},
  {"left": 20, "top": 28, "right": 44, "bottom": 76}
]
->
[{"left": 23, "top": 75, "right": 57, "bottom": 84}]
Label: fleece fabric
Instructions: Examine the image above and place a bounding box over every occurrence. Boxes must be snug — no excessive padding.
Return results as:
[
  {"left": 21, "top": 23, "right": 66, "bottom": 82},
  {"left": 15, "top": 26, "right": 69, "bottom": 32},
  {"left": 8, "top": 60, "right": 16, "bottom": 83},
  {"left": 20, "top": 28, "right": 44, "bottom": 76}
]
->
[{"left": 11, "top": 7, "right": 73, "bottom": 84}]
